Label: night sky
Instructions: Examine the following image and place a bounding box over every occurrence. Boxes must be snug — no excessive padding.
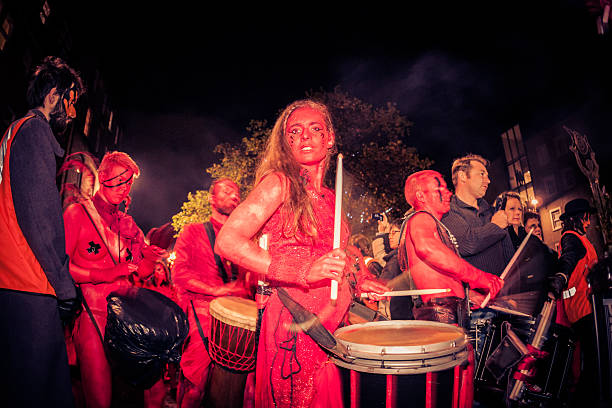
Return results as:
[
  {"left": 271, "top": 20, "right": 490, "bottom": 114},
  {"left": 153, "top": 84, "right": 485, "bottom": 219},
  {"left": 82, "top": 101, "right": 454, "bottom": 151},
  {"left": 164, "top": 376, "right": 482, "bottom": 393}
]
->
[{"left": 63, "top": 1, "right": 612, "bottom": 233}]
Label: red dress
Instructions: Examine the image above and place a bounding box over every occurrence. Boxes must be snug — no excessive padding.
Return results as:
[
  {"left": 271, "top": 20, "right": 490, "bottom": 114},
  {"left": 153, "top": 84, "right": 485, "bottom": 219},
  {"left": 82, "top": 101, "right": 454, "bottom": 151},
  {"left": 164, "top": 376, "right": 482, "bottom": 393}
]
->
[{"left": 256, "top": 187, "right": 351, "bottom": 408}]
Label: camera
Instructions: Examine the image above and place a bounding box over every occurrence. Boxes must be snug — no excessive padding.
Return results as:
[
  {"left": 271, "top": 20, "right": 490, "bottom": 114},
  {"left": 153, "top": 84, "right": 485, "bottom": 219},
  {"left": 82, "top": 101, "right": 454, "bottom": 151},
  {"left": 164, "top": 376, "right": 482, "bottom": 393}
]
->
[{"left": 372, "top": 213, "right": 383, "bottom": 221}]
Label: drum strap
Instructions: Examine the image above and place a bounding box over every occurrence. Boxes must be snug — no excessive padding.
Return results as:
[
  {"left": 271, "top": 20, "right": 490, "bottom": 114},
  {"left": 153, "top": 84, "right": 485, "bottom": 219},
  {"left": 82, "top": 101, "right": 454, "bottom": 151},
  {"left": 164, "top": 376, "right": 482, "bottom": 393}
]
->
[
  {"left": 80, "top": 203, "right": 119, "bottom": 266},
  {"left": 79, "top": 203, "right": 116, "bottom": 350},
  {"left": 81, "top": 288, "right": 107, "bottom": 352},
  {"left": 399, "top": 211, "right": 472, "bottom": 319},
  {"left": 190, "top": 300, "right": 209, "bottom": 350},
  {"left": 203, "top": 221, "right": 237, "bottom": 284}
]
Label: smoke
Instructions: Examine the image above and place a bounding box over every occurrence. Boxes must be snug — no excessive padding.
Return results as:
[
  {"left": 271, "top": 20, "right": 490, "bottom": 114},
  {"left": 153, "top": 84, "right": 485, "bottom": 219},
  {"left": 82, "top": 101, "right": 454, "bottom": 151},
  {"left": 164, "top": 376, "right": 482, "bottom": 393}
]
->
[
  {"left": 335, "top": 52, "right": 510, "bottom": 174},
  {"left": 121, "top": 111, "right": 243, "bottom": 233}
]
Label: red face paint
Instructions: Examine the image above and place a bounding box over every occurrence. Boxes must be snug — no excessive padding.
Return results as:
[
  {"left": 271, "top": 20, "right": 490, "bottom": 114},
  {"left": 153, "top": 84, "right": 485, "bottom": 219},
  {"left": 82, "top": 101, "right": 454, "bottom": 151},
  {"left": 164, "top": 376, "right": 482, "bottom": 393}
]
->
[
  {"left": 99, "top": 165, "right": 134, "bottom": 205},
  {"left": 423, "top": 174, "right": 452, "bottom": 216},
  {"left": 211, "top": 180, "right": 241, "bottom": 216},
  {"left": 285, "top": 107, "right": 332, "bottom": 166}
]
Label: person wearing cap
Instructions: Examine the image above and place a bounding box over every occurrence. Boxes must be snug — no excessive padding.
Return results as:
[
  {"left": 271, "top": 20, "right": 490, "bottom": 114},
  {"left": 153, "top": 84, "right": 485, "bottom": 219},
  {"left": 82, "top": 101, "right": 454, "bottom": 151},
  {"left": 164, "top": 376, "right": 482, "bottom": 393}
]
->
[{"left": 552, "top": 198, "right": 599, "bottom": 406}]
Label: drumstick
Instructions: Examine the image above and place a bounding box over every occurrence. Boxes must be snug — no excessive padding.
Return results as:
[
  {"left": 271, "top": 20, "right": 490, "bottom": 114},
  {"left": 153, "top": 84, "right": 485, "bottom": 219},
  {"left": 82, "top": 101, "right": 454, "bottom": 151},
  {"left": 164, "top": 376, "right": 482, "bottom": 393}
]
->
[
  {"left": 257, "top": 234, "right": 268, "bottom": 286},
  {"left": 360, "top": 288, "right": 451, "bottom": 298},
  {"left": 487, "top": 304, "right": 532, "bottom": 318},
  {"left": 480, "top": 228, "right": 533, "bottom": 309},
  {"left": 331, "top": 154, "right": 343, "bottom": 303}
]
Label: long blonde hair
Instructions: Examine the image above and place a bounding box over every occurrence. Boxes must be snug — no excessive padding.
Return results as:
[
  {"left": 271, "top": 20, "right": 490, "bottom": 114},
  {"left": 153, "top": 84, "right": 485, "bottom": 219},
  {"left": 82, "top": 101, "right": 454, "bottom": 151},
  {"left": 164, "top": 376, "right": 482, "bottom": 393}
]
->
[{"left": 255, "top": 99, "right": 336, "bottom": 239}]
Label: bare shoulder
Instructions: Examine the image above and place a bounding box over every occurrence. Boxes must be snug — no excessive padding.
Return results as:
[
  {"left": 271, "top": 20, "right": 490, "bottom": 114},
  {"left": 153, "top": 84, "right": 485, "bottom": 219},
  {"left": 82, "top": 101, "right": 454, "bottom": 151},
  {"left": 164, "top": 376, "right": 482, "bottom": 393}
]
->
[
  {"left": 63, "top": 202, "right": 86, "bottom": 219},
  {"left": 408, "top": 211, "right": 437, "bottom": 230},
  {"left": 249, "top": 171, "right": 287, "bottom": 204}
]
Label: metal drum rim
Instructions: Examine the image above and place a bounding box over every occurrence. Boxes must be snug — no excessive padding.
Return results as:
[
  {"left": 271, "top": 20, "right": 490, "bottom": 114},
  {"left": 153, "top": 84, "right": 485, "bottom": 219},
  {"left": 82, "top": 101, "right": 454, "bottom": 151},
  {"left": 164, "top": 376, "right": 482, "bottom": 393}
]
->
[
  {"left": 333, "top": 320, "right": 468, "bottom": 357},
  {"left": 331, "top": 349, "right": 468, "bottom": 375}
]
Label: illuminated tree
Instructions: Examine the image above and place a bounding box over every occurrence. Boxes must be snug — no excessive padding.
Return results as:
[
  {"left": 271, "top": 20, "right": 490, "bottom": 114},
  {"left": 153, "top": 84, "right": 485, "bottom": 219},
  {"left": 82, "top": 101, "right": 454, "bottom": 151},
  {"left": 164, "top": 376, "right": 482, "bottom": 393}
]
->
[
  {"left": 172, "top": 120, "right": 269, "bottom": 233},
  {"left": 172, "top": 89, "right": 432, "bottom": 235}
]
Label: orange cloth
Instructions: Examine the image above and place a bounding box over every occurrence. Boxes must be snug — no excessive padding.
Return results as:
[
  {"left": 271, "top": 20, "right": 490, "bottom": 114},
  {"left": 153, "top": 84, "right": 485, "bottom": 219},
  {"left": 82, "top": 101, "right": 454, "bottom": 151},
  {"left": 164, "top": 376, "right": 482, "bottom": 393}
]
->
[
  {"left": 560, "top": 231, "right": 597, "bottom": 324},
  {"left": 0, "top": 115, "right": 55, "bottom": 296}
]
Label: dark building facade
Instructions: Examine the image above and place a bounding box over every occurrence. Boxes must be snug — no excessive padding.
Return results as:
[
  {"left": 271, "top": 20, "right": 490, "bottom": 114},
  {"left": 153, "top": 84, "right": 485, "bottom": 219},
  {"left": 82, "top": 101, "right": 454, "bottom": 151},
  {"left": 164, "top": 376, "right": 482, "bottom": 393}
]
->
[
  {"left": 488, "top": 122, "right": 606, "bottom": 255},
  {"left": 0, "top": 0, "right": 122, "bottom": 203}
]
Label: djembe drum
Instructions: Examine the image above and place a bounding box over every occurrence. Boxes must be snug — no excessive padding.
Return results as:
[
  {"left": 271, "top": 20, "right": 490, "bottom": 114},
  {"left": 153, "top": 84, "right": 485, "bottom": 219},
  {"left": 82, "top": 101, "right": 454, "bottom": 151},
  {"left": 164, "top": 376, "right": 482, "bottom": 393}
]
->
[
  {"left": 332, "top": 320, "right": 469, "bottom": 408},
  {"left": 204, "top": 296, "right": 257, "bottom": 408}
]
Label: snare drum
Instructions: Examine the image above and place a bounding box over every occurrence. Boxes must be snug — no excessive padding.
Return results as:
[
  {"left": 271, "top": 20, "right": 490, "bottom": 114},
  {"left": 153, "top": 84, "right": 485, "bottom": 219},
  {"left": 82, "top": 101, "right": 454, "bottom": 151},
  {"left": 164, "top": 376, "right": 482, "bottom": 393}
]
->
[
  {"left": 332, "top": 320, "right": 469, "bottom": 408},
  {"left": 204, "top": 296, "right": 258, "bottom": 408}
]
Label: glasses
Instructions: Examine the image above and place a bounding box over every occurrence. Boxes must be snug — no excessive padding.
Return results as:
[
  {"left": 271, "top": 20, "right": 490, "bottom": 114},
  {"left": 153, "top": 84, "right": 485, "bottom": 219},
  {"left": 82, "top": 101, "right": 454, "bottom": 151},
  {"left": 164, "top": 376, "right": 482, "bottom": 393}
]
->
[{"left": 389, "top": 229, "right": 401, "bottom": 235}]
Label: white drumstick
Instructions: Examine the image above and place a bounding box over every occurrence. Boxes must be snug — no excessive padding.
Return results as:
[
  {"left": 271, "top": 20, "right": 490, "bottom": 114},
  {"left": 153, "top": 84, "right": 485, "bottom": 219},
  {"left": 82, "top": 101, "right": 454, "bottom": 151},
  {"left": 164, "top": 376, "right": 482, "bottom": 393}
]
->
[
  {"left": 331, "top": 154, "right": 343, "bottom": 302},
  {"left": 258, "top": 234, "right": 268, "bottom": 286},
  {"left": 480, "top": 228, "right": 533, "bottom": 309},
  {"left": 360, "top": 288, "right": 451, "bottom": 298},
  {"left": 487, "top": 304, "right": 532, "bottom": 318}
]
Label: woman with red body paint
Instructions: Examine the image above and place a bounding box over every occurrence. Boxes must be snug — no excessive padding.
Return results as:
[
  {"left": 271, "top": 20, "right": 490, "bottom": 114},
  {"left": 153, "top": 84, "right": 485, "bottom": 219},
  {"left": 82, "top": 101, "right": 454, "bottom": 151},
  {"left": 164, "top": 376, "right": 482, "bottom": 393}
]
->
[
  {"left": 63, "top": 151, "right": 166, "bottom": 408},
  {"left": 216, "top": 100, "right": 388, "bottom": 408}
]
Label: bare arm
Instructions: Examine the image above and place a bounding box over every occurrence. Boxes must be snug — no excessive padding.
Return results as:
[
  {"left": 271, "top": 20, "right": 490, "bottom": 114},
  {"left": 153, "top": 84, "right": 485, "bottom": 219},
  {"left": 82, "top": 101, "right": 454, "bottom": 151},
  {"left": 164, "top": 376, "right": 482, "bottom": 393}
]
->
[
  {"left": 215, "top": 173, "right": 285, "bottom": 275},
  {"left": 409, "top": 213, "right": 503, "bottom": 296},
  {"left": 216, "top": 172, "right": 347, "bottom": 287}
]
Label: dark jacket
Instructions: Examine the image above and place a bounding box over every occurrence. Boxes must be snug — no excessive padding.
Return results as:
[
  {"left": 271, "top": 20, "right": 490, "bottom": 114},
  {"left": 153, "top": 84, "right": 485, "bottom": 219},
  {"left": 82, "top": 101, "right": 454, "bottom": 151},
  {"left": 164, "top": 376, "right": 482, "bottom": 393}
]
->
[
  {"left": 9, "top": 109, "right": 76, "bottom": 300},
  {"left": 441, "top": 195, "right": 514, "bottom": 276}
]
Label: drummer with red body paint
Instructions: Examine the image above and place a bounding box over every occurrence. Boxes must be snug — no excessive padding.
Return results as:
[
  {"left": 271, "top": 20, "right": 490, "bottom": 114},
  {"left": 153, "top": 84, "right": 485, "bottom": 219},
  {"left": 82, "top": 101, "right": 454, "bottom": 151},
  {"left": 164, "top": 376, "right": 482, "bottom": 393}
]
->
[
  {"left": 215, "top": 99, "right": 388, "bottom": 408},
  {"left": 172, "top": 178, "right": 254, "bottom": 408},
  {"left": 63, "top": 151, "right": 166, "bottom": 408},
  {"left": 398, "top": 170, "right": 504, "bottom": 407}
]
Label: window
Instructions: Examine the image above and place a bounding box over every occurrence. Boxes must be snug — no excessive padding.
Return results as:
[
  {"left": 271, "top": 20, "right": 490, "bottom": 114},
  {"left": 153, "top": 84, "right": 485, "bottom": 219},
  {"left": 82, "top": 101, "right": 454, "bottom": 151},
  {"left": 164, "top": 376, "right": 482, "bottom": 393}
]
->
[
  {"left": 550, "top": 207, "right": 562, "bottom": 231},
  {"left": 0, "top": 15, "right": 12, "bottom": 51},
  {"left": 40, "top": 1, "right": 51, "bottom": 24},
  {"left": 524, "top": 170, "right": 532, "bottom": 184},
  {"left": 83, "top": 108, "right": 91, "bottom": 137}
]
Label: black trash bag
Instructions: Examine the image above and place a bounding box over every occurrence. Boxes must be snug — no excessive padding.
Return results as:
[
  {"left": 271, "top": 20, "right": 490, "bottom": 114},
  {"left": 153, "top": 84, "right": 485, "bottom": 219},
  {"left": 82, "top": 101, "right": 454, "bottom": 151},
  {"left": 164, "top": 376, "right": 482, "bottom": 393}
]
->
[{"left": 105, "top": 287, "right": 188, "bottom": 389}]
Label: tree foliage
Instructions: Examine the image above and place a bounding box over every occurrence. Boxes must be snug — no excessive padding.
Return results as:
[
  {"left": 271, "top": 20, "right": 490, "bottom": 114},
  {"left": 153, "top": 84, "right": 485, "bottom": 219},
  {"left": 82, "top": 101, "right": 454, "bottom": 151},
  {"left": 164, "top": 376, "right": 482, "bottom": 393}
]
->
[{"left": 172, "top": 88, "right": 432, "bottom": 235}]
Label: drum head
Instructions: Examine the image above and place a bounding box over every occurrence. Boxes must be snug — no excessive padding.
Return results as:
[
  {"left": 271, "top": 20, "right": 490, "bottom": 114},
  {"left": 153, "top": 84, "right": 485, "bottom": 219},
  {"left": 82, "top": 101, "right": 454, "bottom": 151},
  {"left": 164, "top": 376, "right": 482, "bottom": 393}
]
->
[
  {"left": 332, "top": 320, "right": 468, "bottom": 374},
  {"left": 209, "top": 296, "right": 257, "bottom": 331}
]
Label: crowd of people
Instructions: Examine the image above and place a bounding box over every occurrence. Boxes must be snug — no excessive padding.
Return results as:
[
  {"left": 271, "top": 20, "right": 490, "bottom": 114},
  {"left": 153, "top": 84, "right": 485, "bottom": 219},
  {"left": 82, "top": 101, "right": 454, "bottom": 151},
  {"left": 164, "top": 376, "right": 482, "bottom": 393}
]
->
[{"left": 0, "top": 55, "right": 606, "bottom": 408}]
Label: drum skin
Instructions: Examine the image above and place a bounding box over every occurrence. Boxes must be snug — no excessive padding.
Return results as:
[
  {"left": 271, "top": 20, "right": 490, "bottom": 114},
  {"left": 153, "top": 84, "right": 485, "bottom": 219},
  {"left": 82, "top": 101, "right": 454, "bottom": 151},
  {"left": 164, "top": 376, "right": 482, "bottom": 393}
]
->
[
  {"left": 208, "top": 296, "right": 258, "bottom": 372},
  {"left": 332, "top": 320, "right": 468, "bottom": 374}
]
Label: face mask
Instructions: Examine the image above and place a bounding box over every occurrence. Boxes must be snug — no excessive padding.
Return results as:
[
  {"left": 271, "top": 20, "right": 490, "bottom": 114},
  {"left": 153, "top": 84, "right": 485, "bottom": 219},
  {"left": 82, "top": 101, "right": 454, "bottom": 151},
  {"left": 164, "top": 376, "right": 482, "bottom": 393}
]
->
[
  {"left": 49, "top": 86, "right": 77, "bottom": 135},
  {"left": 48, "top": 101, "right": 70, "bottom": 135}
]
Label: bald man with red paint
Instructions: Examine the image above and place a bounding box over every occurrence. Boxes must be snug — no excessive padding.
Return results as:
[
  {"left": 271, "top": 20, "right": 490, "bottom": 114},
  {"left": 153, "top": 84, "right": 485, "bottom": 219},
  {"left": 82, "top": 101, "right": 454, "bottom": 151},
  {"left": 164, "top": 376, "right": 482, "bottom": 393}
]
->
[
  {"left": 399, "top": 170, "right": 503, "bottom": 407},
  {"left": 399, "top": 170, "right": 503, "bottom": 321}
]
